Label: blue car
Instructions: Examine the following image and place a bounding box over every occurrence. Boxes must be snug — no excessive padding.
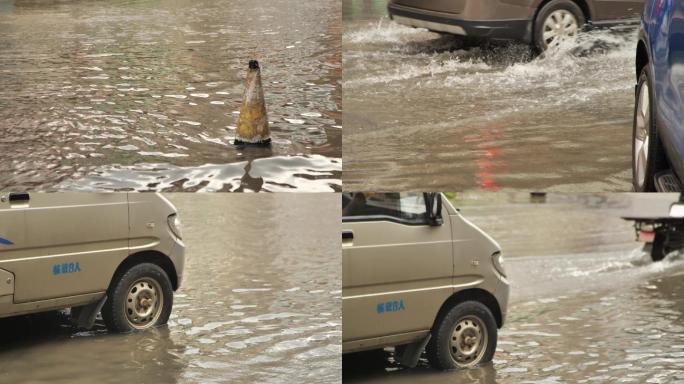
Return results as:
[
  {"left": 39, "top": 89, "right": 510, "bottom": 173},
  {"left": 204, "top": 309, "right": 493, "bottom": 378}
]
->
[{"left": 633, "top": 0, "right": 684, "bottom": 192}]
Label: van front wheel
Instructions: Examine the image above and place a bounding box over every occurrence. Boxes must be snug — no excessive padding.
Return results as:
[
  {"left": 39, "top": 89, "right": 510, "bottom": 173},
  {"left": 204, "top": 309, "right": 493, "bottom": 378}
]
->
[
  {"left": 102, "top": 263, "right": 173, "bottom": 333},
  {"left": 426, "top": 301, "right": 497, "bottom": 370}
]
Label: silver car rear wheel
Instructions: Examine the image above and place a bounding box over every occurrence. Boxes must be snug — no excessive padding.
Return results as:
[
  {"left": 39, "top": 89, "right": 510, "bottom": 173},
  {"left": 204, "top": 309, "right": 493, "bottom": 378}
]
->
[
  {"left": 533, "top": 0, "right": 585, "bottom": 51},
  {"left": 542, "top": 10, "right": 579, "bottom": 48}
]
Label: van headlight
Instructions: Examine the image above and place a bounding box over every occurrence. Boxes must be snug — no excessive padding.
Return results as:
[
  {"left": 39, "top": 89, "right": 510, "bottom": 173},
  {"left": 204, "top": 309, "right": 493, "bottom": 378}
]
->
[
  {"left": 492, "top": 251, "right": 506, "bottom": 277},
  {"left": 168, "top": 213, "right": 183, "bottom": 240}
]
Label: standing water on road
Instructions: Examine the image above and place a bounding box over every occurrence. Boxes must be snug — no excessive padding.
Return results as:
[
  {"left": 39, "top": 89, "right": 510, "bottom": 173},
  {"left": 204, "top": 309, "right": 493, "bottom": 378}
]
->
[
  {"left": 0, "top": 194, "right": 341, "bottom": 383},
  {"left": 343, "top": 193, "right": 684, "bottom": 383},
  {"left": 343, "top": 1, "right": 635, "bottom": 192},
  {"left": 0, "top": 0, "right": 341, "bottom": 192}
]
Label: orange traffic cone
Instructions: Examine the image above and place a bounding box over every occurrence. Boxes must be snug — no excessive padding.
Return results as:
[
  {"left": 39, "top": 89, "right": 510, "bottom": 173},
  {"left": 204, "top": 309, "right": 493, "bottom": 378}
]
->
[{"left": 234, "top": 60, "right": 271, "bottom": 145}]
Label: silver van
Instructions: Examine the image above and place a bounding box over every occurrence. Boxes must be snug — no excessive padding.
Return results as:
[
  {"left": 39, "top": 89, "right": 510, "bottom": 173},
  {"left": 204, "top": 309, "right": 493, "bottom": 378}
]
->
[
  {"left": 342, "top": 192, "right": 509, "bottom": 369},
  {"left": 0, "top": 192, "right": 185, "bottom": 332}
]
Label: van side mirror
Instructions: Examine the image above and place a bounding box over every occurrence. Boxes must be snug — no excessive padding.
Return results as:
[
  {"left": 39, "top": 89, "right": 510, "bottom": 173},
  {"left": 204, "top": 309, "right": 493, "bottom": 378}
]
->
[{"left": 425, "top": 193, "right": 443, "bottom": 226}]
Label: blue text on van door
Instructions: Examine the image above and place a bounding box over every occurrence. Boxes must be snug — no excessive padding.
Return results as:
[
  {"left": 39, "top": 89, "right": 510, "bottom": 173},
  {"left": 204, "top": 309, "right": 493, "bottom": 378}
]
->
[
  {"left": 53, "top": 262, "right": 81, "bottom": 275},
  {"left": 377, "top": 299, "right": 406, "bottom": 314}
]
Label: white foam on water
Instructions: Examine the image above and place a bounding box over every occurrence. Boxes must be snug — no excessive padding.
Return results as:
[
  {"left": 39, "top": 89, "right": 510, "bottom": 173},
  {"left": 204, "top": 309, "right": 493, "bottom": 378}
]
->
[
  {"left": 347, "top": 21, "right": 637, "bottom": 119},
  {"left": 55, "top": 154, "right": 340, "bottom": 192},
  {"left": 84, "top": 53, "right": 123, "bottom": 57},
  {"left": 240, "top": 312, "right": 302, "bottom": 324},
  {"left": 138, "top": 151, "right": 189, "bottom": 158},
  {"left": 301, "top": 112, "right": 322, "bottom": 117},
  {"left": 233, "top": 288, "right": 272, "bottom": 293},
  {"left": 344, "top": 19, "right": 429, "bottom": 44},
  {"left": 345, "top": 57, "right": 490, "bottom": 87}
]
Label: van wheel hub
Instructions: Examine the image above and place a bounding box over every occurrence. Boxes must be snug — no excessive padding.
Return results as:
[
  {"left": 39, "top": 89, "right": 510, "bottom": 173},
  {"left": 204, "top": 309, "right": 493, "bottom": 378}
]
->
[
  {"left": 125, "top": 278, "right": 163, "bottom": 329},
  {"left": 449, "top": 316, "right": 488, "bottom": 366}
]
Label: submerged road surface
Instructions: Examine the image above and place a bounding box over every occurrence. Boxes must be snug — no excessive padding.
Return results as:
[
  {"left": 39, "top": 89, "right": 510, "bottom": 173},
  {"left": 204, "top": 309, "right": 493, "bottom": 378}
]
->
[
  {"left": 0, "top": 194, "right": 341, "bottom": 383},
  {"left": 343, "top": 193, "right": 684, "bottom": 383},
  {"left": 0, "top": 0, "right": 341, "bottom": 192},
  {"left": 343, "top": 0, "right": 634, "bottom": 192}
]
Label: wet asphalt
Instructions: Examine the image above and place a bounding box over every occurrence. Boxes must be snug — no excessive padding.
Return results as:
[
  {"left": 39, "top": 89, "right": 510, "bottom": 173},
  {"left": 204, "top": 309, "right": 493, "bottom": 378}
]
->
[
  {"left": 0, "top": 0, "right": 341, "bottom": 192},
  {"left": 343, "top": 0, "right": 636, "bottom": 192}
]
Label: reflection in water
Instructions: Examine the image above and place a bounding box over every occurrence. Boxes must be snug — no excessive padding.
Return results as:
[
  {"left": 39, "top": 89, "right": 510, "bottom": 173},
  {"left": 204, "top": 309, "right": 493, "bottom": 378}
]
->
[
  {"left": 0, "top": 0, "right": 341, "bottom": 191},
  {"left": 55, "top": 155, "right": 342, "bottom": 192},
  {"left": 343, "top": 0, "right": 634, "bottom": 191},
  {"left": 0, "top": 194, "right": 341, "bottom": 383},
  {"left": 0, "top": 314, "right": 185, "bottom": 384},
  {"left": 343, "top": 194, "right": 684, "bottom": 383}
]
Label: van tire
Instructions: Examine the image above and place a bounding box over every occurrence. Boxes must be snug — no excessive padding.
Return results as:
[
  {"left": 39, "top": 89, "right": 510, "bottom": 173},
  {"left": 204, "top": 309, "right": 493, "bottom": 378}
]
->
[
  {"left": 102, "top": 263, "right": 173, "bottom": 333},
  {"left": 426, "top": 301, "right": 497, "bottom": 370},
  {"left": 533, "top": 0, "right": 585, "bottom": 51}
]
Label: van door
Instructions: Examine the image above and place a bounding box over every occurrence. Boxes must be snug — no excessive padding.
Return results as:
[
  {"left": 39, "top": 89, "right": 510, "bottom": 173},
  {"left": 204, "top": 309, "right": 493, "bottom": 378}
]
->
[
  {"left": 2, "top": 193, "right": 129, "bottom": 303},
  {"left": 342, "top": 193, "right": 454, "bottom": 344},
  {"left": 592, "top": 0, "right": 643, "bottom": 21},
  {"left": 0, "top": 193, "right": 28, "bottom": 300}
]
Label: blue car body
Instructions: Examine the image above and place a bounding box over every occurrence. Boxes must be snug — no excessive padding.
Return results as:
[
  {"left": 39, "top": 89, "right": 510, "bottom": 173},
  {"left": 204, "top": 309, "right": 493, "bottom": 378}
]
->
[{"left": 637, "top": 0, "right": 684, "bottom": 186}]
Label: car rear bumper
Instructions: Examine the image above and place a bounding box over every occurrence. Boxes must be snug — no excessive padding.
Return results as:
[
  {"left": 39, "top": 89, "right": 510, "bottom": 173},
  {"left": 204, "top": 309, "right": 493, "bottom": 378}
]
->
[{"left": 388, "top": 2, "right": 532, "bottom": 42}]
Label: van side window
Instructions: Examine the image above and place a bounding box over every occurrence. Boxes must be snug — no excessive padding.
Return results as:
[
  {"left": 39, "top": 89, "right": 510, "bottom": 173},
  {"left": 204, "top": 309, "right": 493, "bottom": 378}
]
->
[{"left": 342, "top": 192, "right": 428, "bottom": 225}]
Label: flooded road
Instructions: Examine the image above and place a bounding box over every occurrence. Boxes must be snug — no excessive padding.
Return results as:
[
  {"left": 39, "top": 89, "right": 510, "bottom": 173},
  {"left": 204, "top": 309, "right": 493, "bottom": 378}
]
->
[
  {"left": 0, "top": 193, "right": 341, "bottom": 383},
  {"left": 343, "top": 193, "right": 684, "bottom": 383},
  {"left": 342, "top": 0, "right": 635, "bottom": 192},
  {"left": 0, "top": 0, "right": 341, "bottom": 192}
]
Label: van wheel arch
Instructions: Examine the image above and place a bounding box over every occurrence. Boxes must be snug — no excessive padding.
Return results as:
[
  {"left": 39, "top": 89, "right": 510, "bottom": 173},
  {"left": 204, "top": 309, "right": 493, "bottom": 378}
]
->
[
  {"left": 109, "top": 251, "right": 178, "bottom": 292},
  {"left": 432, "top": 288, "right": 503, "bottom": 330}
]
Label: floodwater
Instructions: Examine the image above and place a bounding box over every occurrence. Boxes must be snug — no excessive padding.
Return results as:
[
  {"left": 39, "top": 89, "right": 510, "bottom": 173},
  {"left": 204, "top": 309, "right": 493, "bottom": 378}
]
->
[
  {"left": 0, "top": 0, "right": 341, "bottom": 192},
  {"left": 343, "top": 193, "right": 684, "bottom": 383},
  {"left": 0, "top": 193, "right": 341, "bottom": 383},
  {"left": 342, "top": 0, "right": 635, "bottom": 192}
]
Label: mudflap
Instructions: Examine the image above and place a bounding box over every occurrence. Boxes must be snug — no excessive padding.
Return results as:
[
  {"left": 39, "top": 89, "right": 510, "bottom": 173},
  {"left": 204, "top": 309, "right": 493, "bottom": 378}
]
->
[
  {"left": 642, "top": 241, "right": 653, "bottom": 255},
  {"left": 394, "top": 334, "right": 431, "bottom": 368},
  {"left": 71, "top": 295, "right": 107, "bottom": 330}
]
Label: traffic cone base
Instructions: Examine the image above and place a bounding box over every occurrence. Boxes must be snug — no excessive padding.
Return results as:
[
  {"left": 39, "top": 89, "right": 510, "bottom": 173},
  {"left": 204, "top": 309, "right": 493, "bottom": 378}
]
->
[{"left": 233, "top": 137, "right": 272, "bottom": 146}]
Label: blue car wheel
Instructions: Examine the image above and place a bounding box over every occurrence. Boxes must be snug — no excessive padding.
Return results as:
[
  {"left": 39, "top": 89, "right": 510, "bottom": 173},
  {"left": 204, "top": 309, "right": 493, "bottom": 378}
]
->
[{"left": 633, "top": 66, "right": 667, "bottom": 191}]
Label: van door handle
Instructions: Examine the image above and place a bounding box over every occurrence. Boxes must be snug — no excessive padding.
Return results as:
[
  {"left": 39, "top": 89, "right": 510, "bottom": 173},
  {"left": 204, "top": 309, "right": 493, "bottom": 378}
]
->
[
  {"left": 342, "top": 231, "right": 354, "bottom": 240},
  {"left": 8, "top": 192, "right": 29, "bottom": 202}
]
